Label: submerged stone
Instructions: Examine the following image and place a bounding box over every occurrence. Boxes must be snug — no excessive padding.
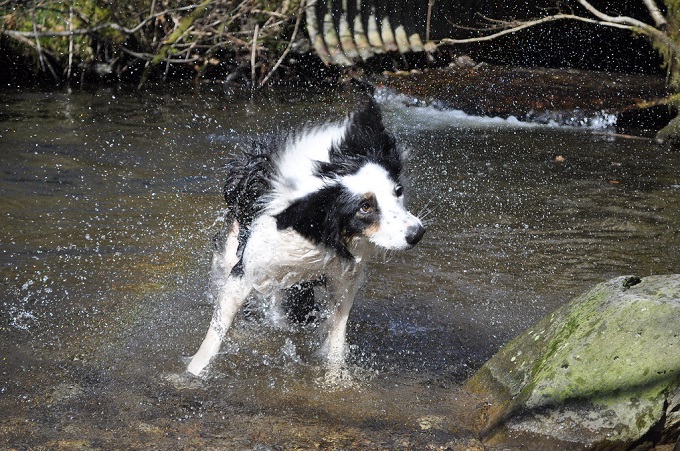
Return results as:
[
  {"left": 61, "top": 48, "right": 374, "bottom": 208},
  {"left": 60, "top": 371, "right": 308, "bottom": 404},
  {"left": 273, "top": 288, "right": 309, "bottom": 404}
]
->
[
  {"left": 655, "top": 112, "right": 680, "bottom": 147},
  {"left": 466, "top": 275, "right": 680, "bottom": 448}
]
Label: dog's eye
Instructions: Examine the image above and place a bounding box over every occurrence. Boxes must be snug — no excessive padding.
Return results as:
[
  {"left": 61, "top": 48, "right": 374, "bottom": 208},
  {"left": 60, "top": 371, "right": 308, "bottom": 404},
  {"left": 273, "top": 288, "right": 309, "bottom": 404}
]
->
[
  {"left": 394, "top": 184, "right": 404, "bottom": 197},
  {"left": 359, "top": 201, "right": 373, "bottom": 214}
]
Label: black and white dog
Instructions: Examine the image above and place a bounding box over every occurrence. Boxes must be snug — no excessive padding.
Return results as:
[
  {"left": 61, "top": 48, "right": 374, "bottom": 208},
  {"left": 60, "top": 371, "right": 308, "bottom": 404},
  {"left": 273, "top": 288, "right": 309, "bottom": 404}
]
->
[{"left": 187, "top": 99, "right": 425, "bottom": 376}]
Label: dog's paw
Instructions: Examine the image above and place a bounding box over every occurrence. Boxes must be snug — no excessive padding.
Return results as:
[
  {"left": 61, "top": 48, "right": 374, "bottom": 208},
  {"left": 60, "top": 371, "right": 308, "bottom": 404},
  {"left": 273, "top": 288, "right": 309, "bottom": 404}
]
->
[
  {"left": 314, "top": 362, "right": 360, "bottom": 390},
  {"left": 162, "top": 372, "right": 205, "bottom": 390}
]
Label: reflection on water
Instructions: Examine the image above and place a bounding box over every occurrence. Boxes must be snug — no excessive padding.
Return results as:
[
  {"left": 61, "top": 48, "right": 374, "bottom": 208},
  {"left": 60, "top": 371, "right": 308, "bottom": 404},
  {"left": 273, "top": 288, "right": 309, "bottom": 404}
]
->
[{"left": 1, "top": 86, "right": 679, "bottom": 448}]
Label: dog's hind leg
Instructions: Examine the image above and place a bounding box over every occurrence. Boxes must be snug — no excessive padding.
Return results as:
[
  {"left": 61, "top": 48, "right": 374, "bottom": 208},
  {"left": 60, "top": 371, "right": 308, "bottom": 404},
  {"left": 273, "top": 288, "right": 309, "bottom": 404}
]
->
[
  {"left": 187, "top": 276, "right": 251, "bottom": 375},
  {"left": 187, "top": 220, "right": 250, "bottom": 376},
  {"left": 210, "top": 220, "right": 240, "bottom": 290}
]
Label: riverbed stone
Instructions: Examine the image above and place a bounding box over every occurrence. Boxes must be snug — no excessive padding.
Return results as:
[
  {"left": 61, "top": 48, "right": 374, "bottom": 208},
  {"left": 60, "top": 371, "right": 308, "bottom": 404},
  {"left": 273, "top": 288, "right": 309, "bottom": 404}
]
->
[
  {"left": 466, "top": 275, "right": 680, "bottom": 448},
  {"left": 655, "top": 112, "right": 680, "bottom": 147}
]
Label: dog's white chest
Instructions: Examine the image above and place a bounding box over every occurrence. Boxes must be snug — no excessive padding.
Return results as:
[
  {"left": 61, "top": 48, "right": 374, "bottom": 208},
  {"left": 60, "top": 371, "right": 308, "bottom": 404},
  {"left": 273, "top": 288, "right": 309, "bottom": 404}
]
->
[{"left": 243, "top": 215, "right": 335, "bottom": 292}]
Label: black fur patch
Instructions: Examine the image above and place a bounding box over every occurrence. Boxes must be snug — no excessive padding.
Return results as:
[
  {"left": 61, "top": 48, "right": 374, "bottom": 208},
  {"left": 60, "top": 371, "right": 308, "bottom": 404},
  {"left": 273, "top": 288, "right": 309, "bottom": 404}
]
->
[
  {"left": 320, "top": 98, "right": 402, "bottom": 180},
  {"left": 275, "top": 186, "right": 380, "bottom": 259},
  {"left": 222, "top": 134, "right": 284, "bottom": 227},
  {"left": 275, "top": 185, "right": 350, "bottom": 258},
  {"left": 283, "top": 277, "right": 326, "bottom": 324}
]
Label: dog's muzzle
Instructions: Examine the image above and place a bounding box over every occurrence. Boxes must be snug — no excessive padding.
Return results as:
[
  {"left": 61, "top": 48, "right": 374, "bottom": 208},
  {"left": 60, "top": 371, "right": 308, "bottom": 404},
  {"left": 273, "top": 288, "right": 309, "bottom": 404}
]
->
[{"left": 406, "top": 224, "right": 426, "bottom": 246}]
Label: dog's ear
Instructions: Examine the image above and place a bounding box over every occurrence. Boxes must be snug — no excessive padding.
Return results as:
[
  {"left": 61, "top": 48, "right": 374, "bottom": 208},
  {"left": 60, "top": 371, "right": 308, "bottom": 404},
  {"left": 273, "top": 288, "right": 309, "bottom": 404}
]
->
[
  {"left": 348, "top": 97, "right": 384, "bottom": 133},
  {"left": 342, "top": 99, "right": 393, "bottom": 156},
  {"left": 275, "top": 186, "right": 353, "bottom": 259},
  {"left": 332, "top": 98, "right": 403, "bottom": 179}
]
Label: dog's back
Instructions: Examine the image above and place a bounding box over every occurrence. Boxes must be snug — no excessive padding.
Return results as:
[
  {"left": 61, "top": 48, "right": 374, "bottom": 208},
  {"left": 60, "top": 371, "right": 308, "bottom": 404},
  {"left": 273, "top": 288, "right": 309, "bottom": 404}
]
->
[{"left": 187, "top": 99, "right": 425, "bottom": 377}]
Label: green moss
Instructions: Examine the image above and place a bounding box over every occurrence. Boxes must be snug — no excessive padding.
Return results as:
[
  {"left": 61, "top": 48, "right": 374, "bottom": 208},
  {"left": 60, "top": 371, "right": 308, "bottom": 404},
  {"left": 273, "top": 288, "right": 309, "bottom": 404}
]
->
[
  {"left": 529, "top": 299, "right": 679, "bottom": 406},
  {"left": 1, "top": 0, "right": 306, "bottom": 84},
  {"left": 468, "top": 276, "right": 680, "bottom": 443}
]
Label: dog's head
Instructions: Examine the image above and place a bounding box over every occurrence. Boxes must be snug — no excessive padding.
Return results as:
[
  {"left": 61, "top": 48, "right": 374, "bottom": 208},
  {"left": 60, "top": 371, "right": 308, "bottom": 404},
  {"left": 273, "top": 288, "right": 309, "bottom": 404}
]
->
[
  {"left": 337, "top": 160, "right": 425, "bottom": 252},
  {"left": 276, "top": 99, "right": 425, "bottom": 259}
]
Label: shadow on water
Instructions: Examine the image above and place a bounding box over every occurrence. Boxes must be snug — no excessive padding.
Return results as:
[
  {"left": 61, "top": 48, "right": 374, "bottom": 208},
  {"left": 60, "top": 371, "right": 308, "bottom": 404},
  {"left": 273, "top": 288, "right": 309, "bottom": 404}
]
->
[{"left": 1, "top": 84, "right": 679, "bottom": 449}]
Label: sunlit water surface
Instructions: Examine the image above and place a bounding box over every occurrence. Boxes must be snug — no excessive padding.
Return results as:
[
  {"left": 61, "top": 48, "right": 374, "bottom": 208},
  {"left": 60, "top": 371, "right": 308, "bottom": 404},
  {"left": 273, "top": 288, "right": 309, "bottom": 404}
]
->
[{"left": 1, "top": 86, "right": 679, "bottom": 449}]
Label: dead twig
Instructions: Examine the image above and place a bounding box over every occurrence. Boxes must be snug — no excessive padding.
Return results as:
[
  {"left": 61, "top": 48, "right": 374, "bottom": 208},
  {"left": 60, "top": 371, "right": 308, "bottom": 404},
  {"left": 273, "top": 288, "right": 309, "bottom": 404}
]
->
[
  {"left": 251, "top": 23, "right": 259, "bottom": 88},
  {"left": 259, "top": 0, "right": 306, "bottom": 88},
  {"left": 426, "top": 0, "right": 434, "bottom": 42},
  {"left": 31, "top": 9, "right": 59, "bottom": 81},
  {"left": 67, "top": 5, "right": 73, "bottom": 79},
  {"left": 642, "top": 0, "right": 667, "bottom": 28}
]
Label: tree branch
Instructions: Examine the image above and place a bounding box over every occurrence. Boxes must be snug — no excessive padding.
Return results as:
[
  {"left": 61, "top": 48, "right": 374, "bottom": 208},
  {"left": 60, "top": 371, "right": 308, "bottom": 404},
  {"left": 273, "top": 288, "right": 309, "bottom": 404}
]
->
[
  {"left": 250, "top": 23, "right": 259, "bottom": 88},
  {"left": 440, "top": 2, "right": 674, "bottom": 55},
  {"left": 439, "top": 13, "right": 634, "bottom": 46},
  {"left": 641, "top": 0, "right": 668, "bottom": 28},
  {"left": 439, "top": 1, "right": 680, "bottom": 94},
  {"left": 575, "top": 0, "right": 651, "bottom": 29},
  {"left": 259, "top": 0, "right": 306, "bottom": 88}
]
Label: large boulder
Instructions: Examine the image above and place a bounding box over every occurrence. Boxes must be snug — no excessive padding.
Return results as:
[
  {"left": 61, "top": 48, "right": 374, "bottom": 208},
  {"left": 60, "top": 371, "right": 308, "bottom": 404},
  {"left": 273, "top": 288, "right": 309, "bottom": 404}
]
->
[
  {"left": 655, "top": 112, "right": 680, "bottom": 147},
  {"left": 466, "top": 275, "right": 680, "bottom": 449}
]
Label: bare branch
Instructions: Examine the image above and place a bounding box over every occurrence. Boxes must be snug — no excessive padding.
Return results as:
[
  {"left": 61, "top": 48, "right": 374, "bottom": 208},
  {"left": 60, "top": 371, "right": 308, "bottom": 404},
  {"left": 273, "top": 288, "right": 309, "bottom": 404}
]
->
[
  {"left": 439, "top": 1, "right": 680, "bottom": 94},
  {"left": 426, "top": 0, "right": 435, "bottom": 42},
  {"left": 251, "top": 23, "right": 259, "bottom": 88},
  {"left": 573, "top": 1, "right": 676, "bottom": 51},
  {"left": 439, "top": 0, "right": 677, "bottom": 53},
  {"left": 573, "top": 0, "right": 677, "bottom": 54},
  {"left": 642, "top": 0, "right": 668, "bottom": 28},
  {"left": 259, "top": 0, "right": 306, "bottom": 88},
  {"left": 67, "top": 5, "right": 74, "bottom": 79},
  {"left": 252, "top": 9, "right": 288, "bottom": 19},
  {"left": 439, "top": 13, "right": 634, "bottom": 46},
  {"left": 575, "top": 0, "right": 651, "bottom": 29}
]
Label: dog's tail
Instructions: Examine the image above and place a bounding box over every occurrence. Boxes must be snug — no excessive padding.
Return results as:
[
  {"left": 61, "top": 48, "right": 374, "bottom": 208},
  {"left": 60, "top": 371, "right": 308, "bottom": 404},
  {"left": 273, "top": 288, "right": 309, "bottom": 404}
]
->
[{"left": 222, "top": 136, "right": 280, "bottom": 226}]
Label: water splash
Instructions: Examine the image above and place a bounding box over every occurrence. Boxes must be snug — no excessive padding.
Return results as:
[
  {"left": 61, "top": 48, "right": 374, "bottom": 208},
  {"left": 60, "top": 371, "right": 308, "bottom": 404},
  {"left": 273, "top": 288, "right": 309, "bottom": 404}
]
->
[
  {"left": 374, "top": 87, "right": 617, "bottom": 131},
  {"left": 7, "top": 275, "right": 56, "bottom": 331}
]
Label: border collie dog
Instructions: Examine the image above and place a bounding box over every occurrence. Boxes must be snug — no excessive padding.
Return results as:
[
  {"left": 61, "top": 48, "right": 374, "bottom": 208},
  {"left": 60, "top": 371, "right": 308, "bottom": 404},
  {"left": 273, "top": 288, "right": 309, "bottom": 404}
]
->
[{"left": 187, "top": 99, "right": 425, "bottom": 376}]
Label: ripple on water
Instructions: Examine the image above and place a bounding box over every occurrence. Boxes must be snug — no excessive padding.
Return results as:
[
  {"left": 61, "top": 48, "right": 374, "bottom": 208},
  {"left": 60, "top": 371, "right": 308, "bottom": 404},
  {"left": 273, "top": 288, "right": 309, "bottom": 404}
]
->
[{"left": 1, "top": 87, "right": 679, "bottom": 449}]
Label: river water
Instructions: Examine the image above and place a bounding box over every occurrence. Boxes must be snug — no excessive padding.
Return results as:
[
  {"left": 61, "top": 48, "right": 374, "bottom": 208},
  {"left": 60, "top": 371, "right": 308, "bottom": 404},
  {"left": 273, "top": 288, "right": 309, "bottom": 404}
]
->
[{"left": 1, "top": 84, "right": 679, "bottom": 449}]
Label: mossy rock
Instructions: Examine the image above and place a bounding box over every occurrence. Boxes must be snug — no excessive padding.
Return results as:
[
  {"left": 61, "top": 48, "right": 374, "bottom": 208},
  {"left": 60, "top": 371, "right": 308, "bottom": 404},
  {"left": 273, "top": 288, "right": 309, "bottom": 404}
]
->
[
  {"left": 466, "top": 275, "right": 680, "bottom": 448},
  {"left": 655, "top": 113, "right": 680, "bottom": 147}
]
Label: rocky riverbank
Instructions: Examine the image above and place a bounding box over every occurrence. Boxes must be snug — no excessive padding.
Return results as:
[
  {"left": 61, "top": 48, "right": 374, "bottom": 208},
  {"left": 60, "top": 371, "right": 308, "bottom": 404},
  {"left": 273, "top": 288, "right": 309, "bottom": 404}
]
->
[
  {"left": 467, "top": 275, "right": 680, "bottom": 449},
  {"left": 371, "top": 63, "right": 673, "bottom": 138}
]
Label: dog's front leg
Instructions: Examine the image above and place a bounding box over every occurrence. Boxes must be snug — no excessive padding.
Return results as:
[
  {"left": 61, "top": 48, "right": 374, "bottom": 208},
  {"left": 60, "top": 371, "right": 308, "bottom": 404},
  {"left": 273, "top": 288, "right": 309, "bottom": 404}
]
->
[
  {"left": 265, "top": 290, "right": 289, "bottom": 330},
  {"left": 322, "top": 276, "right": 361, "bottom": 366},
  {"left": 187, "top": 277, "right": 251, "bottom": 376}
]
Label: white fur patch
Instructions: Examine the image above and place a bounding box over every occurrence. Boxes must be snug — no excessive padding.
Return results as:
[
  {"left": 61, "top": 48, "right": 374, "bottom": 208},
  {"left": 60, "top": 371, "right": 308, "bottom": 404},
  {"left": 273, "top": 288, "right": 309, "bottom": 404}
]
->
[
  {"left": 341, "top": 163, "right": 423, "bottom": 250},
  {"left": 267, "top": 123, "right": 347, "bottom": 215},
  {"left": 340, "top": 162, "right": 395, "bottom": 197}
]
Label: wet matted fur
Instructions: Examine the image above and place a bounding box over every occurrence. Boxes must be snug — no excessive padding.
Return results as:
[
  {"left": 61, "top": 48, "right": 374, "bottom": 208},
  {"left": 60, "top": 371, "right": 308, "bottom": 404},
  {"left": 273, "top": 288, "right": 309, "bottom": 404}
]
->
[{"left": 187, "top": 99, "right": 425, "bottom": 376}]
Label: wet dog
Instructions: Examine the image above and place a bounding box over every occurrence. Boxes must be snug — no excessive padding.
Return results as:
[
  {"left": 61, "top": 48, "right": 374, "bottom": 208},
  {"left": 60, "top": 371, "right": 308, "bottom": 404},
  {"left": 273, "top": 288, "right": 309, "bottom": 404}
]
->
[{"left": 187, "top": 99, "right": 425, "bottom": 376}]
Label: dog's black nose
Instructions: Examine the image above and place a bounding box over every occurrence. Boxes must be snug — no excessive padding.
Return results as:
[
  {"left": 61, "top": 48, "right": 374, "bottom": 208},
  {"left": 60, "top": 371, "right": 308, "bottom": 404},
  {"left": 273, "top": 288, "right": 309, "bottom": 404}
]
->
[{"left": 406, "top": 224, "right": 425, "bottom": 246}]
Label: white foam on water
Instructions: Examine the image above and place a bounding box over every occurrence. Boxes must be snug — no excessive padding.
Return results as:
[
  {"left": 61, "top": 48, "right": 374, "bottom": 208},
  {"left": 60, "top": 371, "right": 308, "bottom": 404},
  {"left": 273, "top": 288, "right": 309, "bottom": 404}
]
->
[{"left": 374, "top": 87, "right": 617, "bottom": 131}]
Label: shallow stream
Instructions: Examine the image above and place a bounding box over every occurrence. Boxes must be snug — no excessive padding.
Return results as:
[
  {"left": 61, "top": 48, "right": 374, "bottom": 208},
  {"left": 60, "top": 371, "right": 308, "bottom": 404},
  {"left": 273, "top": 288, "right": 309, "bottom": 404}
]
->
[{"left": 1, "top": 84, "right": 679, "bottom": 449}]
